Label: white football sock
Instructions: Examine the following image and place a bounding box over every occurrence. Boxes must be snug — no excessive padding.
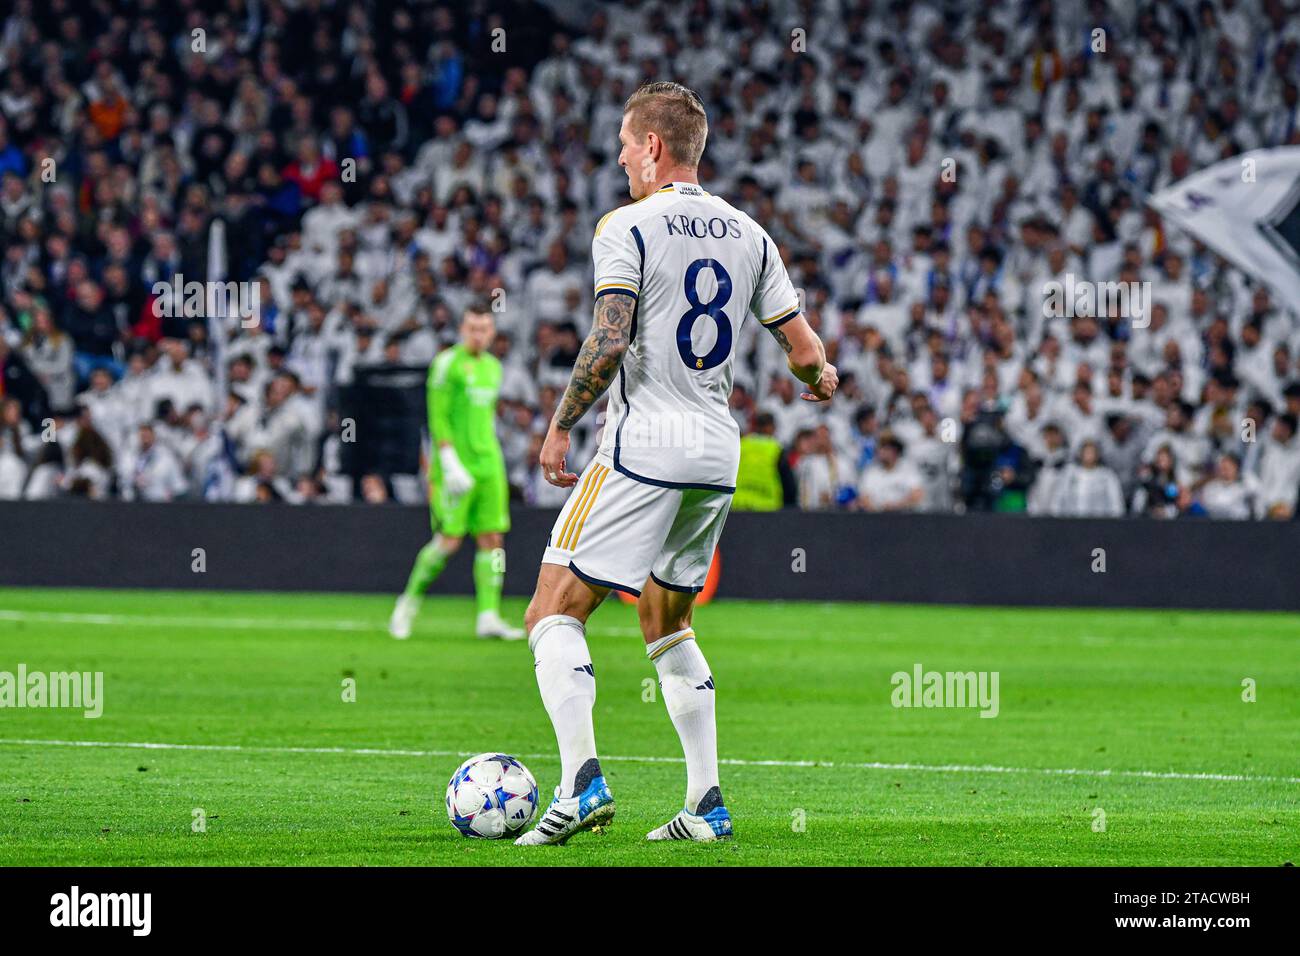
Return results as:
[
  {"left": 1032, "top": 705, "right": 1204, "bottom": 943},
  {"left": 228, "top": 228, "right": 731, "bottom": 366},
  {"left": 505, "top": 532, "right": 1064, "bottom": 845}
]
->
[
  {"left": 529, "top": 614, "right": 598, "bottom": 798},
  {"left": 647, "top": 628, "right": 719, "bottom": 811}
]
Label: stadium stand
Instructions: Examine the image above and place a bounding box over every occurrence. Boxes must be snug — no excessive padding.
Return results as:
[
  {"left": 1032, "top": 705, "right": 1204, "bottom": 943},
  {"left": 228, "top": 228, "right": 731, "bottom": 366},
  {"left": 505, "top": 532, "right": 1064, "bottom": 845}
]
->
[{"left": 1, "top": 0, "right": 1299, "bottom": 518}]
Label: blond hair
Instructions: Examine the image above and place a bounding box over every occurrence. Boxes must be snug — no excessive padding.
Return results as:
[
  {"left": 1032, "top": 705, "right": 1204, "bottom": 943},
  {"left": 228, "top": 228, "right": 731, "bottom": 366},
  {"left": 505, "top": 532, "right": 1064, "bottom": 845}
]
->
[{"left": 623, "top": 81, "right": 708, "bottom": 168}]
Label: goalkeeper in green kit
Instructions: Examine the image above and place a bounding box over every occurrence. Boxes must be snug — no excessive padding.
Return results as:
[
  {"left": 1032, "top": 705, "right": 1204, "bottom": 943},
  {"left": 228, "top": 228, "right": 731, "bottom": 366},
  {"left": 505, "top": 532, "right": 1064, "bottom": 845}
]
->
[{"left": 389, "top": 303, "right": 525, "bottom": 641}]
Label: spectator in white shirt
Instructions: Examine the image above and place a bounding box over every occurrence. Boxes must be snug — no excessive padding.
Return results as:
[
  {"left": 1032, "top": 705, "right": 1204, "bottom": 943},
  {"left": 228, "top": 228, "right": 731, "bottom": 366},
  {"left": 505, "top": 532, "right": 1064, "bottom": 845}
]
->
[
  {"left": 239, "top": 374, "right": 317, "bottom": 477},
  {"left": 1027, "top": 422, "right": 1070, "bottom": 515},
  {"left": 855, "top": 433, "right": 924, "bottom": 512},
  {"left": 795, "top": 426, "right": 855, "bottom": 511},
  {"left": 1142, "top": 401, "right": 1211, "bottom": 487},
  {"left": 524, "top": 241, "right": 586, "bottom": 328},
  {"left": 856, "top": 273, "right": 909, "bottom": 355},
  {"left": 149, "top": 338, "right": 213, "bottom": 418},
  {"left": 1253, "top": 414, "right": 1300, "bottom": 519},
  {"left": 908, "top": 405, "right": 957, "bottom": 512},
  {"left": 300, "top": 181, "right": 361, "bottom": 266},
  {"left": 1050, "top": 439, "right": 1125, "bottom": 517},
  {"left": 1199, "top": 453, "right": 1257, "bottom": 520},
  {"left": 21, "top": 307, "right": 76, "bottom": 413},
  {"left": 121, "top": 423, "right": 187, "bottom": 502}
]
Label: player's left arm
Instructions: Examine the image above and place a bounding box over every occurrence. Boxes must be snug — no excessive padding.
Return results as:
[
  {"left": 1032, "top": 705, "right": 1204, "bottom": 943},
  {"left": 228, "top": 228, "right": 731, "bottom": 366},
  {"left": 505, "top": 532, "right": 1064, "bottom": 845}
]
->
[
  {"left": 540, "top": 291, "right": 636, "bottom": 486},
  {"left": 752, "top": 232, "right": 836, "bottom": 402},
  {"left": 763, "top": 312, "right": 837, "bottom": 402}
]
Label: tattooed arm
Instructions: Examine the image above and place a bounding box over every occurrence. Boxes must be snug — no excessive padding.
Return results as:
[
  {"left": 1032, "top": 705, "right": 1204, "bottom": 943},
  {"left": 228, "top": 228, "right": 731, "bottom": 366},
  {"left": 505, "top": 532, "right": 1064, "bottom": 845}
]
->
[
  {"left": 539, "top": 292, "right": 636, "bottom": 485},
  {"left": 554, "top": 292, "right": 635, "bottom": 430},
  {"left": 764, "top": 313, "right": 838, "bottom": 402}
]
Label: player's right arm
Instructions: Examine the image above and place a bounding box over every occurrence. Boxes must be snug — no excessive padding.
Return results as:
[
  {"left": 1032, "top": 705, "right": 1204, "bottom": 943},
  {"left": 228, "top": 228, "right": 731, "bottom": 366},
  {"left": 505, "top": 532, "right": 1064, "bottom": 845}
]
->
[
  {"left": 427, "top": 353, "right": 453, "bottom": 448},
  {"left": 540, "top": 211, "right": 642, "bottom": 488},
  {"left": 540, "top": 290, "right": 636, "bottom": 487}
]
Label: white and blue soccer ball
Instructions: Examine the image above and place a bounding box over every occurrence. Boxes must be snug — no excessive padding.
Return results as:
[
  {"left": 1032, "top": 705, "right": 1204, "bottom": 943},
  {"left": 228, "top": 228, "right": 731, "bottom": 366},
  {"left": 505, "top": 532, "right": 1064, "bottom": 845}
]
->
[{"left": 445, "top": 753, "right": 539, "bottom": 838}]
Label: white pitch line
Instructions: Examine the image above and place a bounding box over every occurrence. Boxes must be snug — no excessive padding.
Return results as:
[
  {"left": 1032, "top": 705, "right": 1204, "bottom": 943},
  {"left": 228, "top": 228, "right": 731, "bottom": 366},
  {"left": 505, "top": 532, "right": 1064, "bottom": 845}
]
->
[
  {"left": 0, "top": 609, "right": 378, "bottom": 632},
  {"left": 0, "top": 609, "right": 649, "bottom": 637},
  {"left": 0, "top": 737, "right": 1294, "bottom": 785}
]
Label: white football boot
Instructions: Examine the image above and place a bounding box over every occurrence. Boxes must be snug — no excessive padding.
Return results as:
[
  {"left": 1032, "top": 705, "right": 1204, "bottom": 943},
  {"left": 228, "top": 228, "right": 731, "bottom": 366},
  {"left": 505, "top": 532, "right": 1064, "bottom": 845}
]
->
[
  {"left": 388, "top": 595, "right": 418, "bottom": 640},
  {"left": 647, "top": 787, "right": 733, "bottom": 842},
  {"left": 515, "top": 760, "right": 615, "bottom": 846},
  {"left": 475, "top": 610, "right": 526, "bottom": 641}
]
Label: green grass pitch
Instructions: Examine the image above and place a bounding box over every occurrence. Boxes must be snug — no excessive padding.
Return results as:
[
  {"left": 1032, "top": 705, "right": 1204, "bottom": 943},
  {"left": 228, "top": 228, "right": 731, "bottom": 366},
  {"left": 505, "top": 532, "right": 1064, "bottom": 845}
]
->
[{"left": 0, "top": 587, "right": 1295, "bottom": 866}]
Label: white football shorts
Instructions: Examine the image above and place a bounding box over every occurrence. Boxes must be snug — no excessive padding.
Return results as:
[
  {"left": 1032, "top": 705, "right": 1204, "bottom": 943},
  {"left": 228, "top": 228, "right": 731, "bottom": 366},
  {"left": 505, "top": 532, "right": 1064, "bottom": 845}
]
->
[{"left": 541, "top": 453, "right": 731, "bottom": 597}]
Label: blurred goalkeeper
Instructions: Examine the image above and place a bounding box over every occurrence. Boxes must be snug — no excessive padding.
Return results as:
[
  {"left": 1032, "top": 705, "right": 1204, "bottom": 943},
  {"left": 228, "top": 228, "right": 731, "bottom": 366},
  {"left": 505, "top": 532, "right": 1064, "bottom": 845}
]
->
[{"left": 389, "top": 302, "right": 524, "bottom": 641}]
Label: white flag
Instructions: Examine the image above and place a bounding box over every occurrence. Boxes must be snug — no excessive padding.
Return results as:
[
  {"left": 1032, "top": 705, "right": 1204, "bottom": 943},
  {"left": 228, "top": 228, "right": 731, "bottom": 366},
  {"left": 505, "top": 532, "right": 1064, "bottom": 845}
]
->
[
  {"left": 1147, "top": 147, "right": 1300, "bottom": 306},
  {"left": 206, "top": 217, "right": 229, "bottom": 402}
]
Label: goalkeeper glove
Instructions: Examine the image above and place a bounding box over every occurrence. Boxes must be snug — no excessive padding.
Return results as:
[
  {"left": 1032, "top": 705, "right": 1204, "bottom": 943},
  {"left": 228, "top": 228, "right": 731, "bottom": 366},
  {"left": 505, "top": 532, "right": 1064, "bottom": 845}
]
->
[{"left": 438, "top": 445, "right": 475, "bottom": 499}]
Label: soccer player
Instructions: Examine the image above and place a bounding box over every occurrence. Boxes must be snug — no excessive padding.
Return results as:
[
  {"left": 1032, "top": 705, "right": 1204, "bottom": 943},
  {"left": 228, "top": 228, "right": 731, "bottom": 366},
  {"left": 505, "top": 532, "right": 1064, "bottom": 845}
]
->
[
  {"left": 514, "top": 82, "right": 837, "bottom": 846},
  {"left": 389, "top": 303, "right": 525, "bottom": 641}
]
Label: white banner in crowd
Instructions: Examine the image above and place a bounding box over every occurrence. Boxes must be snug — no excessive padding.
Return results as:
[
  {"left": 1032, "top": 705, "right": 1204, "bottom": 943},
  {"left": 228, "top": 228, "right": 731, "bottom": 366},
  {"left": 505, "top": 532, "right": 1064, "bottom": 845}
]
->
[
  {"left": 206, "top": 217, "right": 229, "bottom": 403},
  {"left": 1147, "top": 146, "right": 1300, "bottom": 307}
]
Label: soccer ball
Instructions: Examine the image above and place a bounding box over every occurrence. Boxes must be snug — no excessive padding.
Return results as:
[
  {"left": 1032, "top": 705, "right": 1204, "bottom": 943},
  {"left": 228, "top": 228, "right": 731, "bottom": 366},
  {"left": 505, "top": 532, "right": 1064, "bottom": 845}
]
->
[{"left": 445, "top": 753, "right": 539, "bottom": 838}]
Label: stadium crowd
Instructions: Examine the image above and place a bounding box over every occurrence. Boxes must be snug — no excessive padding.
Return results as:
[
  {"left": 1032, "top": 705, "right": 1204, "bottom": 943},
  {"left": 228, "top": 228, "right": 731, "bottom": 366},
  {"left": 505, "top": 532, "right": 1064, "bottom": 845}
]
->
[{"left": 2, "top": 0, "right": 1300, "bottom": 518}]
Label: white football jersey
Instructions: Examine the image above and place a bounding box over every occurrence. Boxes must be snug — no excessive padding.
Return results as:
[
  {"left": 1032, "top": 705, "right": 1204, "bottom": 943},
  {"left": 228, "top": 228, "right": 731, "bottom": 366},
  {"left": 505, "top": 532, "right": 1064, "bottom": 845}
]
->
[{"left": 591, "top": 181, "right": 800, "bottom": 491}]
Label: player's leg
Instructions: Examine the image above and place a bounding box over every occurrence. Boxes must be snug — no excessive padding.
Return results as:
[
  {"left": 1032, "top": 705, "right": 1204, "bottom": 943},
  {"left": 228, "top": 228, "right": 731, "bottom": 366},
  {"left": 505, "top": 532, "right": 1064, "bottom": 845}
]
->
[
  {"left": 515, "top": 457, "right": 674, "bottom": 846},
  {"left": 471, "top": 532, "right": 523, "bottom": 639},
  {"left": 390, "top": 533, "right": 465, "bottom": 639},
  {"left": 469, "top": 469, "right": 524, "bottom": 639},
  {"left": 390, "top": 478, "right": 470, "bottom": 639},
  {"left": 526, "top": 459, "right": 646, "bottom": 803},
  {"left": 641, "top": 489, "right": 733, "bottom": 841},
  {"left": 514, "top": 563, "right": 614, "bottom": 846},
  {"left": 389, "top": 534, "right": 462, "bottom": 638}
]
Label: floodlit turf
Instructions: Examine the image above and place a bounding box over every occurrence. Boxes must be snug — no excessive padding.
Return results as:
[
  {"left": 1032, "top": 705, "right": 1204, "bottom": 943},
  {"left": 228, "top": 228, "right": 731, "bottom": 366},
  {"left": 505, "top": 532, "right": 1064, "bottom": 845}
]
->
[{"left": 0, "top": 587, "right": 1296, "bottom": 866}]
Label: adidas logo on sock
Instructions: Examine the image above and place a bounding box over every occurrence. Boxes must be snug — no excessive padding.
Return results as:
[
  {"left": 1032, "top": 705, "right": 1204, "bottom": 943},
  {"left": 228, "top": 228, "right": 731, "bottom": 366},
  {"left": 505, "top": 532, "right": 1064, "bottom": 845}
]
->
[
  {"left": 574, "top": 663, "right": 594, "bottom": 676},
  {"left": 695, "top": 676, "right": 714, "bottom": 690}
]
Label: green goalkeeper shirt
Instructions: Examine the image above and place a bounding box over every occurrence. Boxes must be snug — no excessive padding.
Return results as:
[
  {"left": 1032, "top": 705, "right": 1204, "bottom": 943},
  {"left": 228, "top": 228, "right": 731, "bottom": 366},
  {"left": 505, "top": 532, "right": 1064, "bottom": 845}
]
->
[{"left": 427, "top": 344, "right": 505, "bottom": 478}]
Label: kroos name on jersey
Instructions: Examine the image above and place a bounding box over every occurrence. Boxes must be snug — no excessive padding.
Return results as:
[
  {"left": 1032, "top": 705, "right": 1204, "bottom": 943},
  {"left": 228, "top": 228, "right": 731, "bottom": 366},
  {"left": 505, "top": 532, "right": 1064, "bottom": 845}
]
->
[{"left": 662, "top": 214, "right": 742, "bottom": 240}]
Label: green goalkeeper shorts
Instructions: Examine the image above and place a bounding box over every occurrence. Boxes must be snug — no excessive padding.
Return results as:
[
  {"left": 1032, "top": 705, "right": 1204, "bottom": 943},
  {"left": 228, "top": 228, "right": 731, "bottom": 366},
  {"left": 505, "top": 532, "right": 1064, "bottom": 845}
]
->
[{"left": 431, "top": 469, "right": 511, "bottom": 538}]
